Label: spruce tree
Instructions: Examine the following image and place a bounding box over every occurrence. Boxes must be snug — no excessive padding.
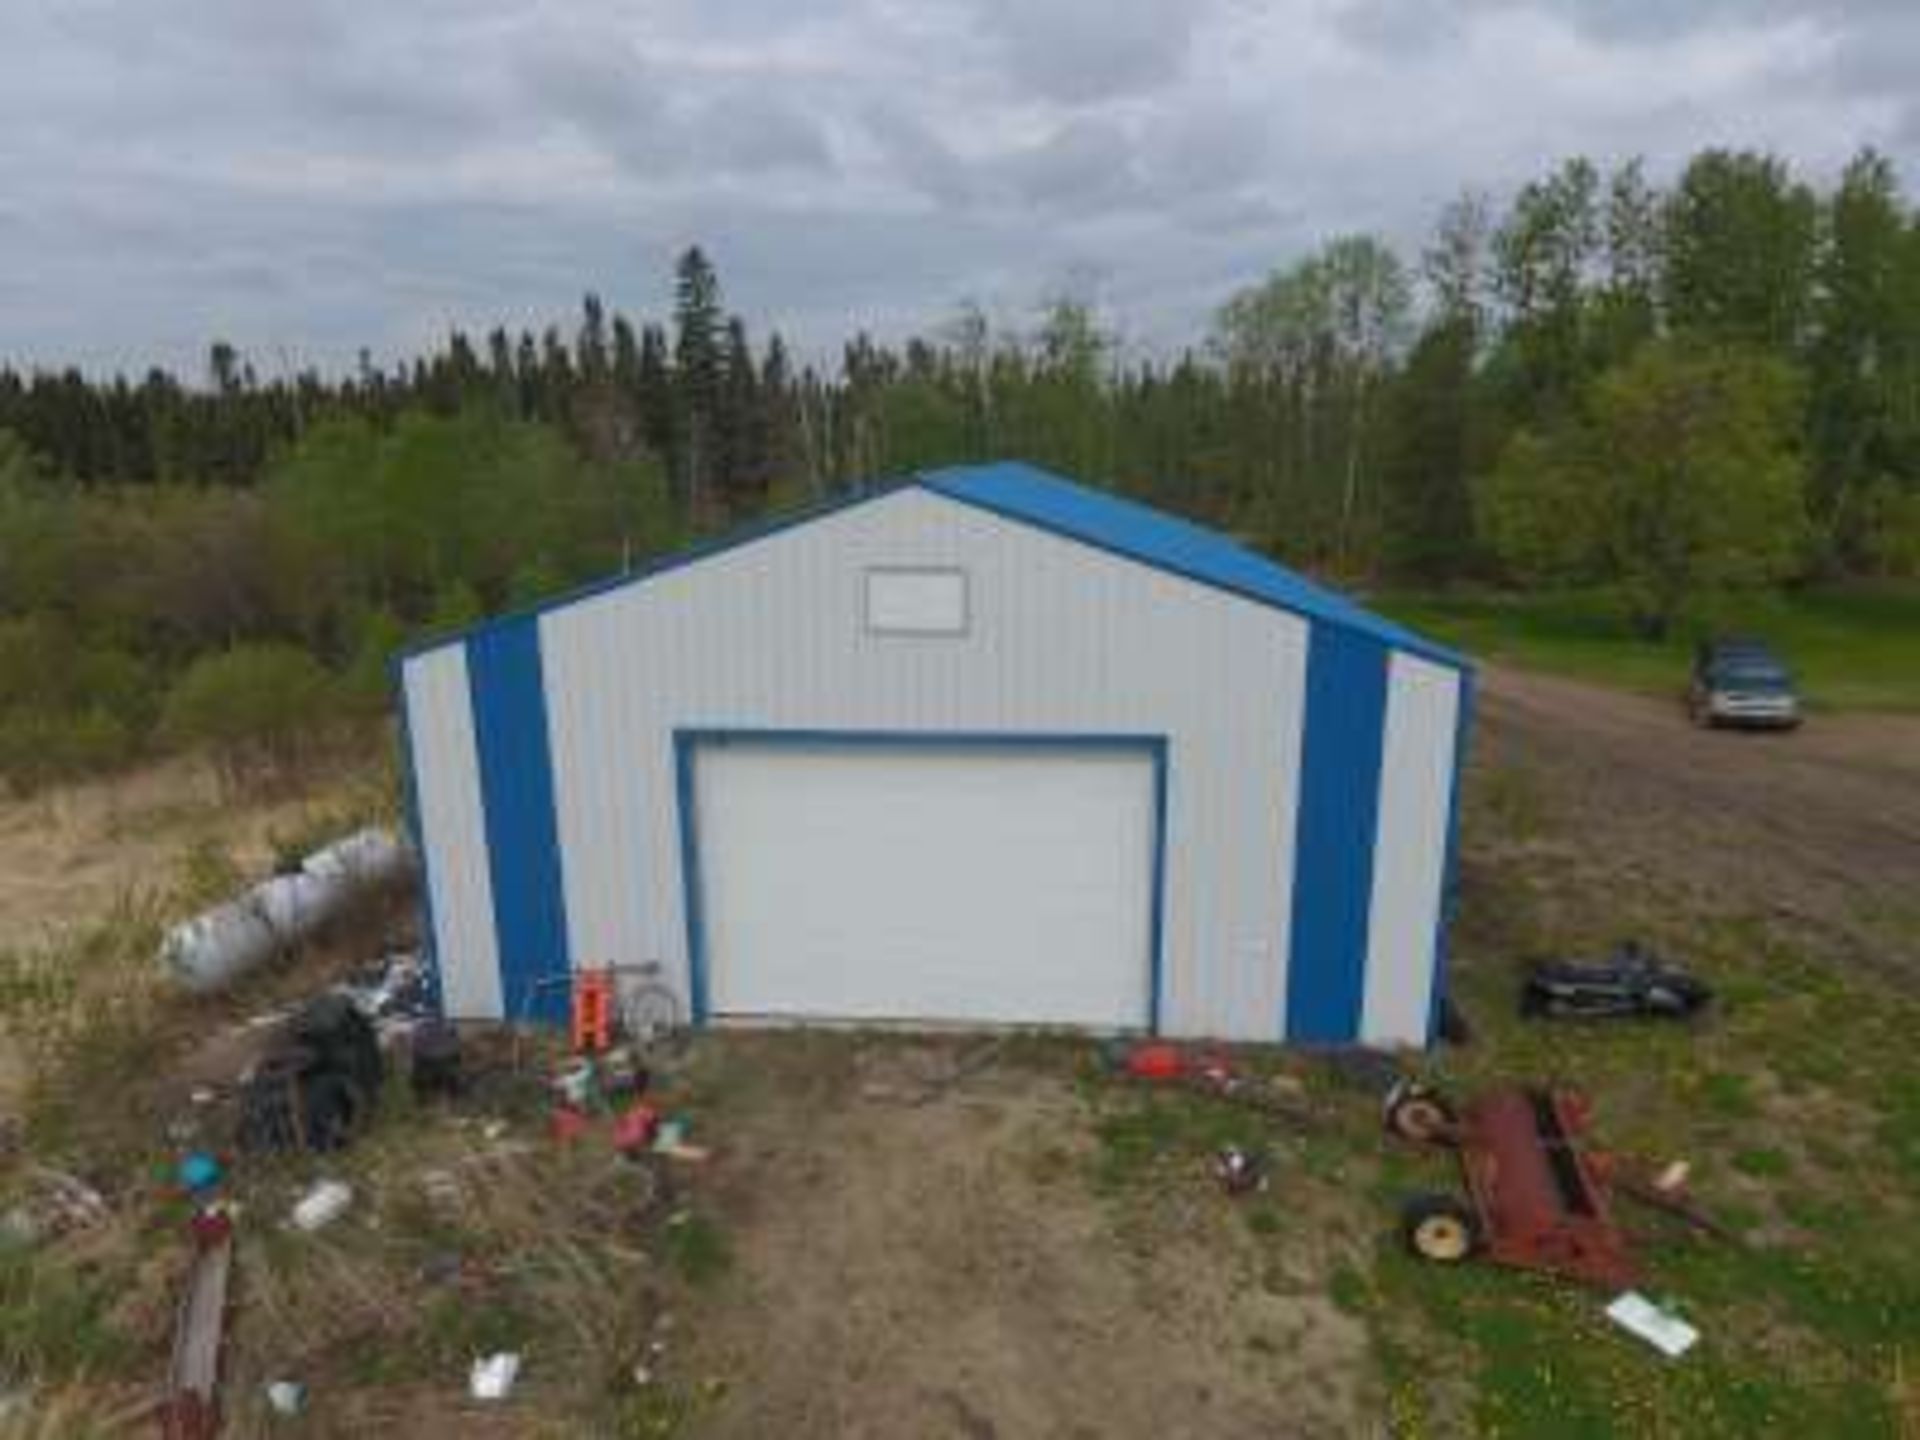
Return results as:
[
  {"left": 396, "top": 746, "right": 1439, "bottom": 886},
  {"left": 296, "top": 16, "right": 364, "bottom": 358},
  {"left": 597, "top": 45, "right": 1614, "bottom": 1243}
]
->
[{"left": 673, "top": 247, "right": 724, "bottom": 525}]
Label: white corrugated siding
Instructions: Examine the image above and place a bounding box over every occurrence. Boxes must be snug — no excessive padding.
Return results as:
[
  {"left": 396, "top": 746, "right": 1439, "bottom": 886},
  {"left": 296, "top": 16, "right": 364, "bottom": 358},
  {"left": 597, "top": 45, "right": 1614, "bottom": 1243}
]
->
[
  {"left": 537, "top": 487, "right": 1311, "bottom": 1042},
  {"left": 401, "top": 645, "right": 504, "bottom": 1019},
  {"left": 1359, "top": 654, "right": 1463, "bottom": 1045}
]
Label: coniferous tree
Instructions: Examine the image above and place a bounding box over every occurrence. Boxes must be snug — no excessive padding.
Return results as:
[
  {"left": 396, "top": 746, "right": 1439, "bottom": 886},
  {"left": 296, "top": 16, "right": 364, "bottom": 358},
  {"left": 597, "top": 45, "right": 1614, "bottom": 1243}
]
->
[{"left": 673, "top": 247, "right": 725, "bottom": 525}]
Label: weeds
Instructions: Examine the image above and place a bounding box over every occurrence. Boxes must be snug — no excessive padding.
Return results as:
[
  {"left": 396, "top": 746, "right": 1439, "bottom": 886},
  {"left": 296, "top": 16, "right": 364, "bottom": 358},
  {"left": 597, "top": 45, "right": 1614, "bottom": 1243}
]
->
[{"left": 663, "top": 1212, "right": 731, "bottom": 1287}]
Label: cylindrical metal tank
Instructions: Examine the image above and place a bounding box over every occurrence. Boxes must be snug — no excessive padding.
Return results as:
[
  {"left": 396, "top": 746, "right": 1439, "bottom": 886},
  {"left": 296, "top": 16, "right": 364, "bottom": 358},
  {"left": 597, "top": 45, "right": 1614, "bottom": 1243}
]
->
[{"left": 159, "top": 828, "right": 417, "bottom": 993}]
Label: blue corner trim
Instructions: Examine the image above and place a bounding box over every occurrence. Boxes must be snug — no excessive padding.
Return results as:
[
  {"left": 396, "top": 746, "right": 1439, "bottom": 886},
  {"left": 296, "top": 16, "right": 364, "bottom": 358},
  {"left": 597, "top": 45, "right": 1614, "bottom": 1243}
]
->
[
  {"left": 673, "top": 731, "right": 711, "bottom": 1026},
  {"left": 466, "top": 617, "right": 573, "bottom": 1025},
  {"left": 673, "top": 728, "right": 1169, "bottom": 1033},
  {"left": 1147, "top": 739, "right": 1169, "bottom": 1035},
  {"left": 390, "top": 656, "right": 446, "bottom": 1018},
  {"left": 1285, "top": 627, "right": 1390, "bottom": 1043},
  {"left": 1426, "top": 664, "right": 1475, "bottom": 1043}
]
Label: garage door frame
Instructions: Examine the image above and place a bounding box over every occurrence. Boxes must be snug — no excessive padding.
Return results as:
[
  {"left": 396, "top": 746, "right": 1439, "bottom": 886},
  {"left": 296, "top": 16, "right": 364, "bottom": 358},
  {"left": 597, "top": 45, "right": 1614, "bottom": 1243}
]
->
[{"left": 673, "top": 728, "right": 1170, "bottom": 1033}]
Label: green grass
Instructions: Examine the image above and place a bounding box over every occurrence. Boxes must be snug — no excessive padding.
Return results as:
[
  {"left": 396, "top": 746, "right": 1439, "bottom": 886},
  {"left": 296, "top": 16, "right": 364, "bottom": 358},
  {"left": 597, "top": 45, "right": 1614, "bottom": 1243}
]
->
[
  {"left": 1064, "top": 774, "right": 1920, "bottom": 1437},
  {"left": 1377, "top": 582, "right": 1920, "bottom": 711},
  {"left": 663, "top": 1210, "right": 733, "bottom": 1287}
]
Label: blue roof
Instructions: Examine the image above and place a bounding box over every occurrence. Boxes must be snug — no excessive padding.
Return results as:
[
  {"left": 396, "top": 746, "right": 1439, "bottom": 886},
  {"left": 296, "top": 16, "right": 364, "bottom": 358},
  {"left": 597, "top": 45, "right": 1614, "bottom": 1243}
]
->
[
  {"left": 401, "top": 459, "right": 1464, "bottom": 669},
  {"left": 921, "top": 462, "right": 1466, "bottom": 668}
]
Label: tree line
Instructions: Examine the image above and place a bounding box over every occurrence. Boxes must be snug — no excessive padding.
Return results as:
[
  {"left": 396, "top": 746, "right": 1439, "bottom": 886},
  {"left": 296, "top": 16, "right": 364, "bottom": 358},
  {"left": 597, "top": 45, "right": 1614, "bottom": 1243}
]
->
[{"left": 3, "top": 145, "right": 1918, "bottom": 790}]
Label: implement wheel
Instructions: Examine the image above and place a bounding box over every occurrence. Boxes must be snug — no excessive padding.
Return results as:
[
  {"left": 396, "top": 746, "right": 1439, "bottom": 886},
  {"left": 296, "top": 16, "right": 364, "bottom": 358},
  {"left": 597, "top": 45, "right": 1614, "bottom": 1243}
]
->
[
  {"left": 1402, "top": 1193, "right": 1480, "bottom": 1264},
  {"left": 1384, "top": 1081, "right": 1458, "bottom": 1144}
]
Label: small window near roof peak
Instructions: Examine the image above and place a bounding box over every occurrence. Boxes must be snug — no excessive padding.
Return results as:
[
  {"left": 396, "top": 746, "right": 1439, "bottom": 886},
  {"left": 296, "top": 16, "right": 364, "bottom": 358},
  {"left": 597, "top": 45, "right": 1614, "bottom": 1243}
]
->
[{"left": 865, "top": 567, "right": 967, "bottom": 636}]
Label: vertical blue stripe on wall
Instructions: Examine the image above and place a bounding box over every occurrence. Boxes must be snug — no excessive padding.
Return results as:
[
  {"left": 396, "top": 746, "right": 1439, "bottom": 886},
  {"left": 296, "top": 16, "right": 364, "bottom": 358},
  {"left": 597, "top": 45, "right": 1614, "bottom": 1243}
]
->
[
  {"left": 466, "top": 618, "right": 572, "bottom": 1024},
  {"left": 1286, "top": 627, "right": 1389, "bottom": 1043}
]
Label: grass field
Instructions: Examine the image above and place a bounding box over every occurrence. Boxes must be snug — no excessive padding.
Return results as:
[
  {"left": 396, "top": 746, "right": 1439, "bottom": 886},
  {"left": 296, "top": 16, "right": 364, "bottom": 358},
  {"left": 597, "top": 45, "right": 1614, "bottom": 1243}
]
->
[
  {"left": 1082, "top": 754, "right": 1920, "bottom": 1438},
  {"left": 0, "top": 672, "right": 1916, "bottom": 1433},
  {"left": 1378, "top": 583, "right": 1920, "bottom": 712}
]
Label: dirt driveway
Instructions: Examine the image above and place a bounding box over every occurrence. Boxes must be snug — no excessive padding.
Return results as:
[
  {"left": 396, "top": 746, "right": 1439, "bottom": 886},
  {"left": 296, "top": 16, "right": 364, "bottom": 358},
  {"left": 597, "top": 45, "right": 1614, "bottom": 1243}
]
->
[
  {"left": 1474, "top": 665, "right": 1920, "bottom": 975},
  {"left": 676, "top": 1036, "right": 1370, "bottom": 1440}
]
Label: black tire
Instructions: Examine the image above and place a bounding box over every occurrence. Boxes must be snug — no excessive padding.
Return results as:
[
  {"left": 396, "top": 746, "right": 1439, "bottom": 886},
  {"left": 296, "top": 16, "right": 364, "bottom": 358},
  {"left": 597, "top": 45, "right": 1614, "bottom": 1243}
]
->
[
  {"left": 1402, "top": 1192, "right": 1481, "bottom": 1263},
  {"left": 1383, "top": 1082, "right": 1457, "bottom": 1144},
  {"left": 302, "top": 1073, "right": 371, "bottom": 1152}
]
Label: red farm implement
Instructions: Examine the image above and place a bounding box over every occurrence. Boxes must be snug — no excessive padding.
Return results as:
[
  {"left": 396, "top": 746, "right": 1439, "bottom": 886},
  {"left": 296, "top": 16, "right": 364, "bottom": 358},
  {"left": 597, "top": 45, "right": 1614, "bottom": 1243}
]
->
[{"left": 1383, "top": 1082, "right": 1722, "bottom": 1291}]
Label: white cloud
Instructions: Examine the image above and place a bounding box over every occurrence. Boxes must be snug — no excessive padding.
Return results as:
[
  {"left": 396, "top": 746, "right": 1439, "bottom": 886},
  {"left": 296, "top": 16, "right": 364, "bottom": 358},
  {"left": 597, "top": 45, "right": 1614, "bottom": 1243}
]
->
[{"left": 0, "top": 0, "right": 1914, "bottom": 373}]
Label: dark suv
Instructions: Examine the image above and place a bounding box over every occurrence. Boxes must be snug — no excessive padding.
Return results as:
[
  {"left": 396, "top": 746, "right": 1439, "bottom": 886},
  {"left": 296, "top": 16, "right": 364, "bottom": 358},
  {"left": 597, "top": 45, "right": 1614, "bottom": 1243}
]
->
[{"left": 1688, "top": 636, "right": 1801, "bottom": 730}]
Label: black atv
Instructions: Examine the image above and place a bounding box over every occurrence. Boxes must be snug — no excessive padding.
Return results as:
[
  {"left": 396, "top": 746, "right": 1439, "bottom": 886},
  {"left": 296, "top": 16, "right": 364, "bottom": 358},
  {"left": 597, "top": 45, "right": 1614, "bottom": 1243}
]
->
[{"left": 1520, "top": 942, "right": 1712, "bottom": 1022}]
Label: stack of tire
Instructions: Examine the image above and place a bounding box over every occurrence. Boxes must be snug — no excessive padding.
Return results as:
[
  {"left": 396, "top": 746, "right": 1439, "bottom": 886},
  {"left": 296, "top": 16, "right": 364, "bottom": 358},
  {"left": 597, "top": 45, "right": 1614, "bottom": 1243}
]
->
[{"left": 238, "top": 994, "right": 384, "bottom": 1153}]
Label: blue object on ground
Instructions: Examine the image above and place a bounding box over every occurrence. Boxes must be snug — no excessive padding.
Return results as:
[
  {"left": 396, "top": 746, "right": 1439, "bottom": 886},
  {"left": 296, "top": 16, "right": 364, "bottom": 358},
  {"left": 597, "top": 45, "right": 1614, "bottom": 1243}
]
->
[{"left": 178, "top": 1151, "right": 223, "bottom": 1194}]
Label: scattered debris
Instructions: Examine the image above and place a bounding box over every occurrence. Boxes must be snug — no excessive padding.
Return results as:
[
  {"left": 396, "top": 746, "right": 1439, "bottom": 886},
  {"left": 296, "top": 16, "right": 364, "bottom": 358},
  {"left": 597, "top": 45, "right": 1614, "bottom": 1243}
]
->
[
  {"left": 0, "top": 1166, "right": 108, "bottom": 1248},
  {"left": 1213, "top": 1146, "right": 1267, "bottom": 1195},
  {"left": 238, "top": 993, "right": 385, "bottom": 1153},
  {"left": 161, "top": 1221, "right": 234, "bottom": 1440},
  {"left": 1613, "top": 1165, "right": 1739, "bottom": 1243},
  {"left": 555, "top": 1058, "right": 597, "bottom": 1108},
  {"left": 470, "top": 1351, "right": 522, "bottom": 1401},
  {"left": 1108, "top": 1041, "right": 1321, "bottom": 1130},
  {"left": 177, "top": 1151, "right": 223, "bottom": 1196},
  {"left": 653, "top": 1117, "right": 689, "bottom": 1151},
  {"left": 1521, "top": 941, "right": 1713, "bottom": 1022},
  {"left": 1116, "top": 1042, "right": 1185, "bottom": 1081},
  {"left": 1320, "top": 1047, "right": 1405, "bottom": 1096},
  {"left": 598, "top": 1046, "right": 649, "bottom": 1100},
  {"left": 341, "top": 948, "right": 433, "bottom": 1025},
  {"left": 613, "top": 1104, "right": 661, "bottom": 1155},
  {"left": 289, "top": 1179, "right": 353, "bottom": 1232},
  {"left": 1606, "top": 1291, "right": 1700, "bottom": 1358},
  {"left": 409, "top": 1020, "right": 465, "bottom": 1100}
]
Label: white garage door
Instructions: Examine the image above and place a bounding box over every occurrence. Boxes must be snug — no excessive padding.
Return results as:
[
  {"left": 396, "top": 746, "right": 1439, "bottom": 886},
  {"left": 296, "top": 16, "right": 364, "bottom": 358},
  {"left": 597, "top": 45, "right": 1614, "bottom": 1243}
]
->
[{"left": 690, "top": 740, "right": 1158, "bottom": 1028}]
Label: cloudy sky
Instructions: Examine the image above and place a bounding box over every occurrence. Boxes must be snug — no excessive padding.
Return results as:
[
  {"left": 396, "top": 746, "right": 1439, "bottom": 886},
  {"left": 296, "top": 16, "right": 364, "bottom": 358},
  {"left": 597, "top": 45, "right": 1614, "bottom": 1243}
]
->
[{"left": 1, "top": 0, "right": 1914, "bottom": 376}]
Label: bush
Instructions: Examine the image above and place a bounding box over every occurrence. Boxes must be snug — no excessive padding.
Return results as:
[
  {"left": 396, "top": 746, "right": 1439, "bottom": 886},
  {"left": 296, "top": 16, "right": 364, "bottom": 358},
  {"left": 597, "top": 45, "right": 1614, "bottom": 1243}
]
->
[
  {"left": 344, "top": 606, "right": 407, "bottom": 710},
  {"left": 424, "top": 579, "right": 484, "bottom": 637},
  {"left": 159, "top": 642, "right": 341, "bottom": 785},
  {"left": 0, "top": 706, "right": 137, "bottom": 795}
]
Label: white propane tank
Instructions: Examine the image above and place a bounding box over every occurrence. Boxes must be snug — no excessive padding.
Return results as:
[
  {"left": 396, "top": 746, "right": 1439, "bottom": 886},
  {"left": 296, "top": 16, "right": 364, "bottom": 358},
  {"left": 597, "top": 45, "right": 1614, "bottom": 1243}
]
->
[
  {"left": 158, "top": 828, "right": 417, "bottom": 993},
  {"left": 302, "top": 828, "right": 414, "bottom": 892},
  {"left": 159, "top": 899, "right": 283, "bottom": 993}
]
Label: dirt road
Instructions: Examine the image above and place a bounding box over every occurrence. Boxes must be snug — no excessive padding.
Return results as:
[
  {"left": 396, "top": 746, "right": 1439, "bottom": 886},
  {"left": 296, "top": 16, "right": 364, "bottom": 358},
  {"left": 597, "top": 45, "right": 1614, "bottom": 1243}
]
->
[
  {"left": 1474, "top": 665, "right": 1920, "bottom": 974},
  {"left": 679, "top": 1037, "right": 1369, "bottom": 1440}
]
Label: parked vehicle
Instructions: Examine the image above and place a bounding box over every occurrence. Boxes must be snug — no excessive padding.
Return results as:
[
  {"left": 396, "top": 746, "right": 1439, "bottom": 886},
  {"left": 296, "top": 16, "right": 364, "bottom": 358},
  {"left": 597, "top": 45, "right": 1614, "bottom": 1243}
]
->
[
  {"left": 1520, "top": 941, "right": 1712, "bottom": 1021},
  {"left": 1688, "top": 635, "right": 1801, "bottom": 729}
]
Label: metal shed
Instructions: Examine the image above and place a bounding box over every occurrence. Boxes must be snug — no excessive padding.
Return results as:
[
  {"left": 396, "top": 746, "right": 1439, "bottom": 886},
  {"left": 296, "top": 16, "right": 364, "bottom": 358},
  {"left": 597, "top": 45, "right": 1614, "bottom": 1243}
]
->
[{"left": 397, "top": 461, "right": 1472, "bottom": 1047}]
